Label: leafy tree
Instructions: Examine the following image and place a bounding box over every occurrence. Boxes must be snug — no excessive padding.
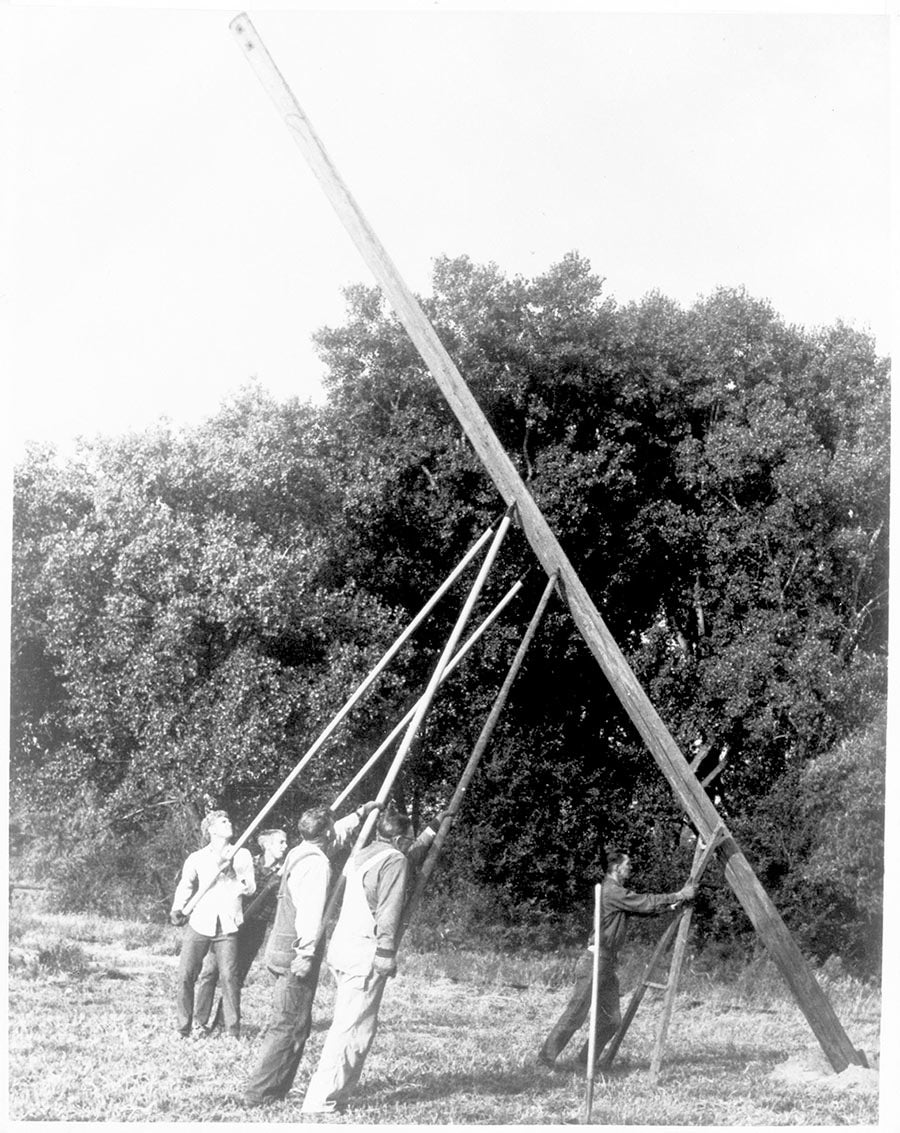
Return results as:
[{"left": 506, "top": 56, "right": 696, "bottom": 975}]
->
[
  {"left": 311, "top": 257, "right": 888, "bottom": 961},
  {"left": 11, "top": 394, "right": 408, "bottom": 829},
  {"left": 11, "top": 258, "right": 888, "bottom": 973}
]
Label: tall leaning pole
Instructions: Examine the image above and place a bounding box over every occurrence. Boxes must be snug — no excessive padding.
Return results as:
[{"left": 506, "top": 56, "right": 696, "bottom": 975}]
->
[{"left": 228, "top": 13, "right": 865, "bottom": 1072}]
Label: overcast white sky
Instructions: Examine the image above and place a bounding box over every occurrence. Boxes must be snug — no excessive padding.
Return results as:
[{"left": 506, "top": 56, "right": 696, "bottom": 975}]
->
[{"left": 3, "top": 3, "right": 892, "bottom": 460}]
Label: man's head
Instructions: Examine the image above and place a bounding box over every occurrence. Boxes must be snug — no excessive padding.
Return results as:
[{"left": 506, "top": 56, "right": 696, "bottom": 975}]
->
[
  {"left": 258, "top": 828, "right": 288, "bottom": 862},
  {"left": 606, "top": 848, "right": 632, "bottom": 883},
  {"left": 201, "top": 810, "right": 233, "bottom": 843},
  {"left": 376, "top": 810, "right": 414, "bottom": 853},
  {"left": 297, "top": 805, "right": 337, "bottom": 847}
]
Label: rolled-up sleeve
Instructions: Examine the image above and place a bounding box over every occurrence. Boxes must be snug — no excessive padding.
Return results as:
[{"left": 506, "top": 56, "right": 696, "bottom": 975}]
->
[{"left": 232, "top": 847, "right": 256, "bottom": 899}]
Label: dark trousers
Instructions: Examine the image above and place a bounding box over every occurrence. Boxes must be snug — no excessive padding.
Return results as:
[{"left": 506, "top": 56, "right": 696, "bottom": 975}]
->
[
  {"left": 196, "top": 918, "right": 268, "bottom": 1028},
  {"left": 176, "top": 925, "right": 240, "bottom": 1035},
  {"left": 245, "top": 954, "right": 324, "bottom": 1102},
  {"left": 540, "top": 949, "right": 621, "bottom": 1066}
]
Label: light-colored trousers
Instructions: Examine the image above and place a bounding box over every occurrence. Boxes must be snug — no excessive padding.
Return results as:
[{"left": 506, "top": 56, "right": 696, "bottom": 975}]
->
[{"left": 301, "top": 967, "right": 388, "bottom": 1113}]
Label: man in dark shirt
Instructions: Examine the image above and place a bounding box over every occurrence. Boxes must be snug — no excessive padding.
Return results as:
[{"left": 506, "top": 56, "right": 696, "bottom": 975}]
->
[{"left": 539, "top": 848, "right": 695, "bottom": 1070}]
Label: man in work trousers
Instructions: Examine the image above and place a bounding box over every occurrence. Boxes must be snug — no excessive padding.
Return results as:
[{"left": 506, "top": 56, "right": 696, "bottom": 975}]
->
[
  {"left": 538, "top": 847, "right": 696, "bottom": 1070},
  {"left": 170, "top": 810, "right": 256, "bottom": 1038},
  {"left": 243, "top": 801, "right": 379, "bottom": 1107},
  {"left": 196, "top": 826, "right": 288, "bottom": 1032},
  {"left": 300, "top": 810, "right": 436, "bottom": 1115}
]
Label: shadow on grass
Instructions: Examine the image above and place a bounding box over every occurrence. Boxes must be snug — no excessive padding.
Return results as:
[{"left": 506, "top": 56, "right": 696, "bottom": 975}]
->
[
  {"left": 601, "top": 1045, "right": 788, "bottom": 1075},
  {"left": 358, "top": 1063, "right": 580, "bottom": 1105}
]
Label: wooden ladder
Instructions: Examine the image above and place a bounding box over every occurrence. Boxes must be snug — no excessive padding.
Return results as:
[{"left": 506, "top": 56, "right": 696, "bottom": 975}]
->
[{"left": 599, "top": 825, "right": 725, "bottom": 1078}]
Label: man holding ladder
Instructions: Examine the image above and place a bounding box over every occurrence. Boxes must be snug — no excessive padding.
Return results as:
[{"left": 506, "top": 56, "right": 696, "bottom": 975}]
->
[{"left": 539, "top": 848, "right": 695, "bottom": 1071}]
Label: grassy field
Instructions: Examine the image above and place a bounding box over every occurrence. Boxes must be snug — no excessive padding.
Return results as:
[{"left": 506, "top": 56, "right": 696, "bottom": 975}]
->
[{"left": 7, "top": 905, "right": 882, "bottom": 1125}]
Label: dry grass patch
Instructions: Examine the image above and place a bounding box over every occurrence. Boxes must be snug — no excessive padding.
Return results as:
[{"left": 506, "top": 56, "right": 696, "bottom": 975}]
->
[{"left": 7, "top": 910, "right": 882, "bottom": 1124}]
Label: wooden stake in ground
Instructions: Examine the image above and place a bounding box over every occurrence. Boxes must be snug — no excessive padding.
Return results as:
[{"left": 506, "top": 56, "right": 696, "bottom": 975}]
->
[
  {"left": 583, "top": 883, "right": 603, "bottom": 1124},
  {"left": 228, "top": 13, "right": 865, "bottom": 1073}
]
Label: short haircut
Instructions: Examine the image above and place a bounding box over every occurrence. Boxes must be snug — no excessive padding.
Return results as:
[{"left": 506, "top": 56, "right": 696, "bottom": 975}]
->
[
  {"left": 201, "top": 810, "right": 230, "bottom": 841},
  {"left": 377, "top": 810, "right": 414, "bottom": 841},
  {"left": 298, "top": 805, "right": 334, "bottom": 842},
  {"left": 605, "top": 847, "right": 630, "bottom": 871},
  {"left": 257, "top": 828, "right": 285, "bottom": 844}
]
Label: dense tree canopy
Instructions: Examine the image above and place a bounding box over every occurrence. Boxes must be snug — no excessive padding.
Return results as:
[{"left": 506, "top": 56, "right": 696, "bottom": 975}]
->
[{"left": 11, "top": 254, "right": 888, "bottom": 971}]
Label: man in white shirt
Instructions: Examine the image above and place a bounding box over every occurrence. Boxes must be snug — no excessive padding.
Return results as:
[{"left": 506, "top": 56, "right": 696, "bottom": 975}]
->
[
  {"left": 243, "top": 800, "right": 377, "bottom": 1106},
  {"left": 170, "top": 810, "right": 256, "bottom": 1038},
  {"left": 195, "top": 827, "right": 288, "bottom": 1032}
]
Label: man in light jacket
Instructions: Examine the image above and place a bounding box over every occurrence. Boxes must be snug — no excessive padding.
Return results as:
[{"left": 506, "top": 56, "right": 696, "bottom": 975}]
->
[
  {"left": 301, "top": 809, "right": 435, "bottom": 1116},
  {"left": 170, "top": 809, "right": 256, "bottom": 1038},
  {"left": 243, "top": 800, "right": 378, "bottom": 1106}
]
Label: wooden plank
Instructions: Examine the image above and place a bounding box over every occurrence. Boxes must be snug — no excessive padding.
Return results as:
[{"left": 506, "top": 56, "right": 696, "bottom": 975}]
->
[
  {"left": 600, "top": 916, "right": 681, "bottom": 1070},
  {"left": 649, "top": 901, "right": 694, "bottom": 1083},
  {"left": 649, "top": 829, "right": 722, "bottom": 1083},
  {"left": 584, "top": 883, "right": 603, "bottom": 1121},
  {"left": 228, "top": 14, "right": 864, "bottom": 1074}
]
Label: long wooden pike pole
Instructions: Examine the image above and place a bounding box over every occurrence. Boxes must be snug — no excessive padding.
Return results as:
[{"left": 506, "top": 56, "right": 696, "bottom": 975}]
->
[
  {"left": 347, "top": 508, "right": 514, "bottom": 855},
  {"left": 331, "top": 575, "right": 525, "bottom": 812},
  {"left": 402, "top": 572, "right": 558, "bottom": 933},
  {"left": 228, "top": 14, "right": 863, "bottom": 1072},
  {"left": 183, "top": 520, "right": 495, "bottom": 915},
  {"left": 315, "top": 509, "right": 514, "bottom": 941},
  {"left": 583, "top": 883, "right": 603, "bottom": 1124}
]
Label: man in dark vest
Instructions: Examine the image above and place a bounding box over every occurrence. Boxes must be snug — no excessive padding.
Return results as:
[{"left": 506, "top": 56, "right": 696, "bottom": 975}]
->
[
  {"left": 538, "top": 847, "right": 695, "bottom": 1070},
  {"left": 243, "top": 801, "right": 377, "bottom": 1107}
]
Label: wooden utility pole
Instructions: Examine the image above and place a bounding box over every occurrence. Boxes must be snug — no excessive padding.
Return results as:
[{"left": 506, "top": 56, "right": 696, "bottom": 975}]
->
[{"left": 228, "top": 13, "right": 865, "bottom": 1073}]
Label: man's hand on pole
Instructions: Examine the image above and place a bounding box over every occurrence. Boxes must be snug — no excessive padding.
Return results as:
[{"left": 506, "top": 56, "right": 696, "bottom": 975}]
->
[
  {"left": 373, "top": 953, "right": 397, "bottom": 978},
  {"left": 677, "top": 881, "right": 697, "bottom": 903},
  {"left": 290, "top": 953, "right": 314, "bottom": 979}
]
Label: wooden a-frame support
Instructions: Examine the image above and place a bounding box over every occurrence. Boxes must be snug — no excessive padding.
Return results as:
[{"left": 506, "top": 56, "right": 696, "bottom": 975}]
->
[{"left": 229, "top": 13, "right": 865, "bottom": 1073}]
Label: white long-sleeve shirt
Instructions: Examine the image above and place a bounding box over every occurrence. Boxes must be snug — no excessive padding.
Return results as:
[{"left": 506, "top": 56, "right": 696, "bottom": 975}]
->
[
  {"left": 285, "top": 811, "right": 362, "bottom": 960},
  {"left": 171, "top": 843, "right": 256, "bottom": 936}
]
